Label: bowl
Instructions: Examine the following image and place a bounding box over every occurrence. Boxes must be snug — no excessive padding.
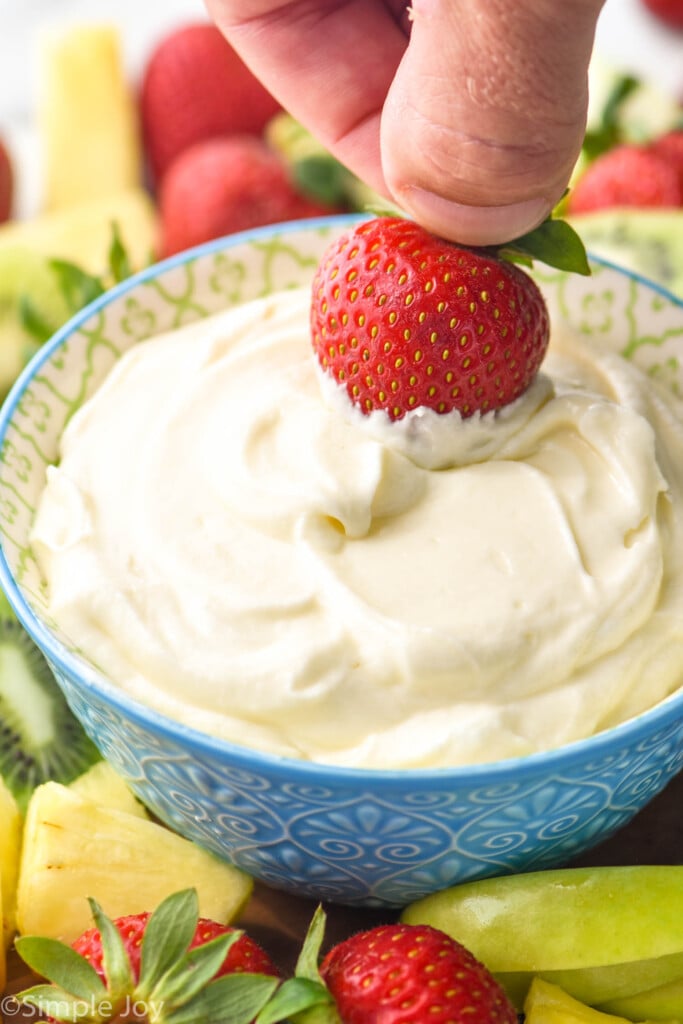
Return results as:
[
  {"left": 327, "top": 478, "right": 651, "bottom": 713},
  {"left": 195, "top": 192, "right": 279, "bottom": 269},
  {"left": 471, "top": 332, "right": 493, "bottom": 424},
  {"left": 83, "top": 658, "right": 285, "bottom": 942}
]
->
[{"left": 0, "top": 215, "right": 682, "bottom": 909}]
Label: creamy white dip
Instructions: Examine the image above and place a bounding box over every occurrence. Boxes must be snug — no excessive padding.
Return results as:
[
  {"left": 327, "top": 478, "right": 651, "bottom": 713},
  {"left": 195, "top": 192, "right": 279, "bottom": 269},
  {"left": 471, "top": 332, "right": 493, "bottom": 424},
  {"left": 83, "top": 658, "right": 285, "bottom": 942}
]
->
[{"left": 31, "top": 287, "right": 683, "bottom": 768}]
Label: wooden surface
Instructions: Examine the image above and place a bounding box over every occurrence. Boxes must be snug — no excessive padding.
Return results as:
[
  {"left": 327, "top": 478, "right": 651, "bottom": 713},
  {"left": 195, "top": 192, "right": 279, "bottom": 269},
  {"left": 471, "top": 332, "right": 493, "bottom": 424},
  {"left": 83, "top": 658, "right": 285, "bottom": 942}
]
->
[{"left": 5, "top": 769, "right": 682, "bottom": 992}]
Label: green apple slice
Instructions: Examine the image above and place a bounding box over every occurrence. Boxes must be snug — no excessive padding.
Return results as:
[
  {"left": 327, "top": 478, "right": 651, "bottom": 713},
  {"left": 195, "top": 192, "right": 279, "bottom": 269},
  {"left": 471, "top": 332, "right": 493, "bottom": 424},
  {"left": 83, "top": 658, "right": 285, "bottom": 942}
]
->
[
  {"left": 402, "top": 866, "right": 683, "bottom": 1008},
  {"left": 598, "top": 976, "right": 683, "bottom": 1021}
]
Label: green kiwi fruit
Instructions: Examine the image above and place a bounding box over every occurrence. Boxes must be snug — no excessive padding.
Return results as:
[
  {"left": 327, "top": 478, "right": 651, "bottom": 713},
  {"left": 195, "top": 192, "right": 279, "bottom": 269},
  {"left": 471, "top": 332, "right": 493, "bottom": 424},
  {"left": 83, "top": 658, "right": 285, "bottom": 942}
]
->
[
  {"left": 0, "top": 614, "right": 100, "bottom": 812},
  {"left": 0, "top": 246, "right": 72, "bottom": 398}
]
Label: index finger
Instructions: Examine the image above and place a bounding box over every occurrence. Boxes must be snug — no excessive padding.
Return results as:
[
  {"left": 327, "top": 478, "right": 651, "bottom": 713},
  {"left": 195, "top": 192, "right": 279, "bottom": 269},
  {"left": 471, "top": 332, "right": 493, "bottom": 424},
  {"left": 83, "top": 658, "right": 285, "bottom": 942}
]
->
[{"left": 204, "top": 0, "right": 409, "bottom": 194}]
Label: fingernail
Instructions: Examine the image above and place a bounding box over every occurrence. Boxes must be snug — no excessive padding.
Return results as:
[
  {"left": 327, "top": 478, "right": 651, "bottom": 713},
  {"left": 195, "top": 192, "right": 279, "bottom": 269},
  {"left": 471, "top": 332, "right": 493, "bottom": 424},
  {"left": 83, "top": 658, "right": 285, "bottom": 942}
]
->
[{"left": 398, "top": 187, "right": 553, "bottom": 246}]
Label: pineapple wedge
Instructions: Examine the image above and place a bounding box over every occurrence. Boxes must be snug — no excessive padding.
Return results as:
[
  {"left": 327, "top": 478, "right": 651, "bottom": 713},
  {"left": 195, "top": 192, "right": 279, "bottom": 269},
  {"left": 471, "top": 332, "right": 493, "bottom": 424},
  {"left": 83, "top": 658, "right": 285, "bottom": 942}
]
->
[
  {"left": 16, "top": 781, "right": 253, "bottom": 943},
  {"left": 524, "top": 977, "right": 677, "bottom": 1024},
  {"left": 0, "top": 774, "right": 22, "bottom": 952},
  {"left": 0, "top": 879, "right": 4, "bottom": 995},
  {"left": 68, "top": 761, "right": 148, "bottom": 819},
  {"left": 37, "top": 24, "right": 143, "bottom": 211},
  {"left": 0, "top": 187, "right": 158, "bottom": 276}
]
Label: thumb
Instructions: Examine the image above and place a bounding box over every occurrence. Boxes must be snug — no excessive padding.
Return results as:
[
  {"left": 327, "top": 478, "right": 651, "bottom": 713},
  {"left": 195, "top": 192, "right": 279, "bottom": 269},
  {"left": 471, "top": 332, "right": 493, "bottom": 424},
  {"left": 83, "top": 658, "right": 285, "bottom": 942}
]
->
[{"left": 381, "top": 0, "right": 605, "bottom": 245}]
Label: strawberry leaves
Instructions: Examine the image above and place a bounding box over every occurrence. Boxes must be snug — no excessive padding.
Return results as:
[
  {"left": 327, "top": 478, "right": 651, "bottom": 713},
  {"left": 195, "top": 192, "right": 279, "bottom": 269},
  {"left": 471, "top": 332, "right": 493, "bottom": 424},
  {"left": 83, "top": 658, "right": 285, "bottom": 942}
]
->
[
  {"left": 13, "top": 890, "right": 336, "bottom": 1024},
  {"left": 20, "top": 222, "right": 139, "bottom": 350},
  {"left": 89, "top": 898, "right": 136, "bottom": 1007},
  {"left": 14, "top": 889, "right": 281, "bottom": 1024},
  {"left": 497, "top": 214, "right": 591, "bottom": 275},
  {"left": 14, "top": 938, "right": 108, "bottom": 1021}
]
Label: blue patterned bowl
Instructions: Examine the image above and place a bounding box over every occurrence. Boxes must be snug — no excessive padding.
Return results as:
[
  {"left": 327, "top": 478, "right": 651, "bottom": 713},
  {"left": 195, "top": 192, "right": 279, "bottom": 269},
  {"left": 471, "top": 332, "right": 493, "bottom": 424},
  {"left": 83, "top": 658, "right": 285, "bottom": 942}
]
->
[{"left": 1, "top": 216, "right": 682, "bottom": 908}]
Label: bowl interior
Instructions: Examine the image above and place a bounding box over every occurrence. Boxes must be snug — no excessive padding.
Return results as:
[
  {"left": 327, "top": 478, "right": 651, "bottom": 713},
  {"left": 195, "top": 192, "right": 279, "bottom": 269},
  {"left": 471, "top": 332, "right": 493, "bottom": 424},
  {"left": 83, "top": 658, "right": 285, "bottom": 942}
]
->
[{"left": 1, "top": 216, "right": 683, "bottom": 676}]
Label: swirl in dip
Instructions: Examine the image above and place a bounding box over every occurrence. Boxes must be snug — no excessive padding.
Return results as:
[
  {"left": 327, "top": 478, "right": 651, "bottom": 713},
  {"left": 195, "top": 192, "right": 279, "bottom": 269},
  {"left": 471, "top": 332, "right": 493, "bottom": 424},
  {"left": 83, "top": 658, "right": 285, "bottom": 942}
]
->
[{"left": 31, "top": 287, "right": 683, "bottom": 768}]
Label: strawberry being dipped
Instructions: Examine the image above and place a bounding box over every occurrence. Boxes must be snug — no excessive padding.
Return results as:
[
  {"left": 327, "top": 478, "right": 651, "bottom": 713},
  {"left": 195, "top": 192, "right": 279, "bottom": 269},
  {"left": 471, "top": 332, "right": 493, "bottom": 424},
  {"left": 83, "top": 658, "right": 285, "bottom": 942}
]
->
[
  {"left": 140, "top": 22, "right": 281, "bottom": 186},
  {"left": 310, "top": 216, "right": 567, "bottom": 422}
]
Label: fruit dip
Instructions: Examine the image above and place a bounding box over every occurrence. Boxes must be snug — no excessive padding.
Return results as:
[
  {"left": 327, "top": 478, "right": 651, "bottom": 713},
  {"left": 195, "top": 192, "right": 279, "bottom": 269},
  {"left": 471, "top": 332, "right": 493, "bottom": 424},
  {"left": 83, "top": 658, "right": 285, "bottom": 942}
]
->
[{"left": 30, "top": 285, "right": 683, "bottom": 769}]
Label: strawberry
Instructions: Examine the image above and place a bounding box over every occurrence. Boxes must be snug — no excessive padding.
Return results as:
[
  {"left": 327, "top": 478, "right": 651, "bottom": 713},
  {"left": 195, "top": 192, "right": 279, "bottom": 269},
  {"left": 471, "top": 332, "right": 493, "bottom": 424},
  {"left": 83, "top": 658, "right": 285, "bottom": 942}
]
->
[
  {"left": 14, "top": 888, "right": 281, "bottom": 1024},
  {"left": 73, "top": 912, "right": 279, "bottom": 983},
  {"left": 568, "top": 143, "right": 683, "bottom": 214},
  {"left": 140, "top": 21, "right": 282, "bottom": 186},
  {"left": 0, "top": 137, "right": 13, "bottom": 223},
  {"left": 648, "top": 129, "right": 683, "bottom": 190},
  {"left": 158, "top": 135, "right": 337, "bottom": 257},
  {"left": 310, "top": 216, "right": 551, "bottom": 421},
  {"left": 640, "top": 0, "right": 683, "bottom": 27},
  {"left": 320, "top": 921, "right": 517, "bottom": 1024}
]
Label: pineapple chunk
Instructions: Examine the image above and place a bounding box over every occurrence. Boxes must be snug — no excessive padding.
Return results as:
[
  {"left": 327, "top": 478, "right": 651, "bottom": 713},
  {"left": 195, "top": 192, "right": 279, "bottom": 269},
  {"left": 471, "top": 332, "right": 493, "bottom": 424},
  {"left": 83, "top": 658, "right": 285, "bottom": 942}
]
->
[
  {"left": 69, "top": 761, "right": 148, "bottom": 819},
  {"left": 37, "top": 24, "right": 143, "bottom": 211},
  {"left": 524, "top": 977, "right": 677, "bottom": 1024},
  {"left": 0, "top": 775, "right": 22, "bottom": 951},
  {"left": 0, "top": 187, "right": 158, "bottom": 276},
  {"left": 0, "top": 882, "right": 4, "bottom": 995},
  {"left": 16, "top": 781, "right": 253, "bottom": 943}
]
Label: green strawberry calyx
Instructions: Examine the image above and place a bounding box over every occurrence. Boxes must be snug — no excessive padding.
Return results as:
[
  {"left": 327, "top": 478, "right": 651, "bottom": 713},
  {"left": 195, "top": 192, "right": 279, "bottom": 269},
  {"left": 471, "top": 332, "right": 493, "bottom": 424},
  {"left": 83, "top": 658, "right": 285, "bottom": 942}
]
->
[
  {"left": 14, "top": 889, "right": 279, "bottom": 1024},
  {"left": 13, "top": 889, "right": 337, "bottom": 1024},
  {"left": 495, "top": 212, "right": 592, "bottom": 276},
  {"left": 20, "top": 222, "right": 139, "bottom": 355}
]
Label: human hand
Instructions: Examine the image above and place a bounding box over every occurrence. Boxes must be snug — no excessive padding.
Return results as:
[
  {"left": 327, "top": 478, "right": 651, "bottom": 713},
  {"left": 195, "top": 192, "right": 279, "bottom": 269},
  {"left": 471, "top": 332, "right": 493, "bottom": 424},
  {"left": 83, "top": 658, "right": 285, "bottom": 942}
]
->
[{"left": 204, "top": 0, "right": 606, "bottom": 246}]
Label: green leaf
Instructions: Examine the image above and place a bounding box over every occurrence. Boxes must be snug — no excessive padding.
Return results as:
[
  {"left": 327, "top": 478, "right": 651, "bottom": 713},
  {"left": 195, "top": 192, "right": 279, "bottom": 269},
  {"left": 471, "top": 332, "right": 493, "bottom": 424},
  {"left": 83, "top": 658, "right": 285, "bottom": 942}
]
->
[
  {"left": 582, "top": 73, "right": 640, "bottom": 161},
  {"left": 88, "top": 897, "right": 135, "bottom": 1006},
  {"left": 149, "top": 933, "right": 240, "bottom": 1009},
  {"left": 294, "top": 906, "right": 327, "bottom": 984},
  {"left": 292, "top": 154, "right": 351, "bottom": 206},
  {"left": 107, "top": 221, "right": 132, "bottom": 283},
  {"left": 138, "top": 888, "right": 200, "bottom": 997},
  {"left": 19, "top": 294, "right": 60, "bottom": 345},
  {"left": 498, "top": 217, "right": 592, "bottom": 276},
  {"left": 289, "top": 1003, "right": 343, "bottom": 1024},
  {"left": 15, "top": 983, "right": 102, "bottom": 1023},
  {"left": 256, "top": 977, "right": 333, "bottom": 1024},
  {"left": 48, "top": 258, "right": 106, "bottom": 313},
  {"left": 14, "top": 935, "right": 107, "bottom": 1000},
  {"left": 164, "top": 973, "right": 279, "bottom": 1024}
]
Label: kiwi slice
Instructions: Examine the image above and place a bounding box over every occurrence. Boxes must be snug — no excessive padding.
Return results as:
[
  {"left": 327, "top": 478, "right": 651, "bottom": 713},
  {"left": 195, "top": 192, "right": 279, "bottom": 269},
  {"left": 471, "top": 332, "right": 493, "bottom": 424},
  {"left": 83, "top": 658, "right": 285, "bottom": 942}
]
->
[
  {"left": 0, "top": 245, "right": 72, "bottom": 398},
  {"left": 0, "top": 615, "right": 100, "bottom": 812}
]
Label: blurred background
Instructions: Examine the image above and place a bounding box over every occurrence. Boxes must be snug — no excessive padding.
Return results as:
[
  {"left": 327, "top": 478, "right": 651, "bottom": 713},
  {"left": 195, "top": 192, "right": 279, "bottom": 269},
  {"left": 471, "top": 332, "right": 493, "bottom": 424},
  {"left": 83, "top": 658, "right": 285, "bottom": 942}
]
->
[{"left": 2, "top": 0, "right": 683, "bottom": 124}]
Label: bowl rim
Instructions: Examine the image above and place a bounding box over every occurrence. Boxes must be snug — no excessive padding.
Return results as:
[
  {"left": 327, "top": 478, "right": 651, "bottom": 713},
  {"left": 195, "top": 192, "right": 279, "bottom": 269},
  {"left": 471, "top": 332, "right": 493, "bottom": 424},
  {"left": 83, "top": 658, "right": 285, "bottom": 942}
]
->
[{"left": 0, "top": 214, "right": 682, "bottom": 787}]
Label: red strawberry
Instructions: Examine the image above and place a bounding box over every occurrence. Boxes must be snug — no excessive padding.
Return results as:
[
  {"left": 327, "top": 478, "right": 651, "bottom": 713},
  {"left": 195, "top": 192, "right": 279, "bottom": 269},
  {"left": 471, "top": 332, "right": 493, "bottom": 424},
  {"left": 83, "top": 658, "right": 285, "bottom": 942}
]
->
[
  {"left": 14, "top": 889, "right": 281, "bottom": 1024},
  {"left": 310, "top": 216, "right": 550, "bottom": 421},
  {"left": 568, "top": 143, "right": 683, "bottom": 214},
  {"left": 648, "top": 129, "right": 683, "bottom": 190},
  {"left": 73, "top": 910, "right": 279, "bottom": 983},
  {"left": 159, "top": 135, "right": 336, "bottom": 257},
  {"left": 0, "top": 138, "right": 13, "bottom": 223},
  {"left": 320, "top": 921, "right": 517, "bottom": 1024},
  {"left": 140, "top": 21, "right": 282, "bottom": 186},
  {"left": 640, "top": 0, "right": 683, "bottom": 27}
]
